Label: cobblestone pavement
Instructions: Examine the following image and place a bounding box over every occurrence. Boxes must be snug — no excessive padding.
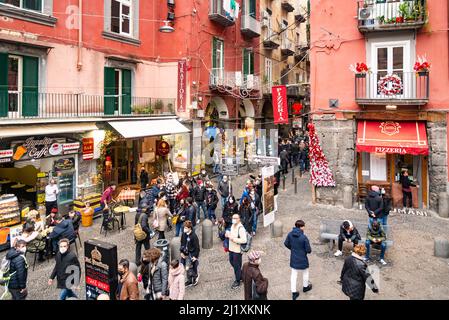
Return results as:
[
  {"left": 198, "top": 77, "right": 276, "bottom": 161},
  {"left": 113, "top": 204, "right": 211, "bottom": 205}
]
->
[{"left": 2, "top": 169, "right": 449, "bottom": 300}]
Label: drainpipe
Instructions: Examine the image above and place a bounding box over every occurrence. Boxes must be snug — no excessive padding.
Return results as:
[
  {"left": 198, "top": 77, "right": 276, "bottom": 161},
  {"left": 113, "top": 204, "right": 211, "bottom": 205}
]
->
[{"left": 77, "top": 0, "right": 83, "bottom": 71}]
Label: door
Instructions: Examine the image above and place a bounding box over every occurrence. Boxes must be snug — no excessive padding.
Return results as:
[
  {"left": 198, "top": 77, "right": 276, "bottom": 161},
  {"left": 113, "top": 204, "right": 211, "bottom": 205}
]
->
[
  {"left": 121, "top": 69, "right": 131, "bottom": 114},
  {"left": 212, "top": 38, "right": 224, "bottom": 83},
  {"left": 6, "top": 55, "right": 22, "bottom": 118},
  {"left": 371, "top": 42, "right": 410, "bottom": 99},
  {"left": 104, "top": 67, "right": 116, "bottom": 115},
  {"left": 22, "top": 55, "right": 39, "bottom": 117}
]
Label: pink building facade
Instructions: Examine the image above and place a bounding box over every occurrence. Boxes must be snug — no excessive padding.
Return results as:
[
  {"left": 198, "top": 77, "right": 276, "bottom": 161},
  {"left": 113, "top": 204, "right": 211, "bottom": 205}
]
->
[{"left": 310, "top": 0, "right": 449, "bottom": 211}]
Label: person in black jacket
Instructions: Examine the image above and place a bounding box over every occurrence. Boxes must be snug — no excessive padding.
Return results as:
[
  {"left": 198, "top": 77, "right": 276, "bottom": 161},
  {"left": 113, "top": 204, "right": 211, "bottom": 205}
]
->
[
  {"left": 48, "top": 215, "right": 76, "bottom": 255},
  {"left": 6, "top": 240, "right": 28, "bottom": 300},
  {"left": 135, "top": 207, "right": 152, "bottom": 266},
  {"left": 400, "top": 169, "right": 416, "bottom": 208},
  {"left": 365, "top": 185, "right": 383, "bottom": 224},
  {"left": 139, "top": 167, "right": 149, "bottom": 190},
  {"left": 222, "top": 196, "right": 239, "bottom": 229},
  {"left": 180, "top": 221, "right": 200, "bottom": 287},
  {"left": 340, "top": 244, "right": 378, "bottom": 300},
  {"left": 239, "top": 197, "right": 253, "bottom": 235},
  {"left": 48, "top": 238, "right": 81, "bottom": 300},
  {"left": 205, "top": 182, "right": 219, "bottom": 224},
  {"left": 380, "top": 188, "right": 391, "bottom": 226},
  {"left": 192, "top": 181, "right": 207, "bottom": 221},
  {"left": 334, "top": 220, "right": 361, "bottom": 257},
  {"left": 291, "top": 142, "right": 300, "bottom": 167},
  {"left": 185, "top": 198, "right": 197, "bottom": 228},
  {"left": 68, "top": 210, "right": 81, "bottom": 232}
]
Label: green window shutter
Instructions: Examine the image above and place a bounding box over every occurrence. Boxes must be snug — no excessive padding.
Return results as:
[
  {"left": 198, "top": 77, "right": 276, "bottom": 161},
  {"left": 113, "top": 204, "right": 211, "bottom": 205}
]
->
[
  {"left": 104, "top": 67, "right": 116, "bottom": 115},
  {"left": 0, "top": 53, "right": 8, "bottom": 117},
  {"left": 23, "top": 0, "right": 42, "bottom": 11},
  {"left": 212, "top": 38, "right": 217, "bottom": 69},
  {"left": 250, "top": 51, "right": 254, "bottom": 74},
  {"left": 243, "top": 49, "right": 249, "bottom": 76},
  {"left": 22, "top": 56, "right": 39, "bottom": 117},
  {"left": 121, "top": 69, "right": 131, "bottom": 115},
  {"left": 249, "top": 0, "right": 256, "bottom": 18}
]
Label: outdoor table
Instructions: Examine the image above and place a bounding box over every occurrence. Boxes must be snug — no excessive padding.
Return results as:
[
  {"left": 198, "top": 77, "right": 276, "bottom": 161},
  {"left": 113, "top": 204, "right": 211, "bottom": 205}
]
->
[
  {"left": 116, "top": 189, "right": 137, "bottom": 207},
  {"left": 0, "top": 180, "right": 12, "bottom": 194},
  {"left": 113, "top": 205, "right": 130, "bottom": 230},
  {"left": 0, "top": 180, "right": 11, "bottom": 184},
  {"left": 11, "top": 183, "right": 26, "bottom": 189}
]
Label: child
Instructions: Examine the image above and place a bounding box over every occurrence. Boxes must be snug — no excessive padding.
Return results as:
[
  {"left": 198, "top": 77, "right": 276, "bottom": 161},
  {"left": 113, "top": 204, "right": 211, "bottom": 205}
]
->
[{"left": 168, "top": 260, "right": 185, "bottom": 300}]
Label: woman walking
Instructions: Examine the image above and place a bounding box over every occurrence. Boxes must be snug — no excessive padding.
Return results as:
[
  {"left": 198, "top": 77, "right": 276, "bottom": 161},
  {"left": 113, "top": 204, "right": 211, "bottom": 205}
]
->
[
  {"left": 139, "top": 248, "right": 168, "bottom": 300},
  {"left": 153, "top": 199, "right": 172, "bottom": 240}
]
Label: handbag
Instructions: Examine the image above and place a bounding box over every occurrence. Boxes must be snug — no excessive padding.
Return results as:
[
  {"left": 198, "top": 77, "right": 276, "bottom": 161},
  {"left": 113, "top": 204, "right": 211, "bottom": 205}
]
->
[
  {"left": 171, "top": 214, "right": 179, "bottom": 225},
  {"left": 238, "top": 226, "right": 252, "bottom": 253},
  {"left": 152, "top": 210, "right": 160, "bottom": 229},
  {"left": 133, "top": 214, "right": 147, "bottom": 242}
]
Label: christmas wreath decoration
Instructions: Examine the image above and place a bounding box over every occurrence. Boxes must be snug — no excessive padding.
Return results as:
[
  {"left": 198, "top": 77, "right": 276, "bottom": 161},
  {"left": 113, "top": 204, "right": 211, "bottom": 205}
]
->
[{"left": 377, "top": 74, "right": 403, "bottom": 96}]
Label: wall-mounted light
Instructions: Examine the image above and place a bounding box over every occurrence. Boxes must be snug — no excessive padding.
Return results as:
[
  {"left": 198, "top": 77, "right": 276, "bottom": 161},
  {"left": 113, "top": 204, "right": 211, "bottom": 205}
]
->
[
  {"left": 386, "top": 105, "right": 397, "bottom": 110},
  {"left": 159, "top": 20, "right": 175, "bottom": 33}
]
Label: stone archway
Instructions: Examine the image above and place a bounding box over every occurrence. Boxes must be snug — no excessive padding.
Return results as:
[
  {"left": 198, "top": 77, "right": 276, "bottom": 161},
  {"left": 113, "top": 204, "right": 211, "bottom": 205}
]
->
[{"left": 206, "top": 96, "right": 229, "bottom": 120}]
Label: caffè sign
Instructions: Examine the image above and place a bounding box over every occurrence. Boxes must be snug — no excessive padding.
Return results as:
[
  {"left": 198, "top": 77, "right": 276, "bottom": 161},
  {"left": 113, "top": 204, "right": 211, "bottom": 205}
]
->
[{"left": 12, "top": 137, "right": 80, "bottom": 161}]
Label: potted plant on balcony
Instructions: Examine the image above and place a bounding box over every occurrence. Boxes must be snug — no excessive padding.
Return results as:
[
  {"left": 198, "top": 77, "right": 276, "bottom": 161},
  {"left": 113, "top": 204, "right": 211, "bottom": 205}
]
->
[
  {"left": 377, "top": 15, "right": 385, "bottom": 25},
  {"left": 414, "top": 55, "right": 431, "bottom": 76},
  {"left": 398, "top": 2, "right": 409, "bottom": 23},
  {"left": 350, "top": 62, "right": 370, "bottom": 78},
  {"left": 154, "top": 99, "right": 164, "bottom": 110}
]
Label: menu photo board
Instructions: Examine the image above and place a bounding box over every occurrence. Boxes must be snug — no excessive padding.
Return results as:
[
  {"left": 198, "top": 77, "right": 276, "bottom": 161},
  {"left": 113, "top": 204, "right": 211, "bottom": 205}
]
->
[{"left": 84, "top": 239, "right": 118, "bottom": 300}]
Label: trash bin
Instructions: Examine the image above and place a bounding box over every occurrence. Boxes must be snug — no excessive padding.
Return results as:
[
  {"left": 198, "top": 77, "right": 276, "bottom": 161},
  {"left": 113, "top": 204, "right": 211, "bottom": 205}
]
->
[
  {"left": 81, "top": 209, "right": 94, "bottom": 227},
  {"left": 154, "top": 239, "right": 170, "bottom": 266}
]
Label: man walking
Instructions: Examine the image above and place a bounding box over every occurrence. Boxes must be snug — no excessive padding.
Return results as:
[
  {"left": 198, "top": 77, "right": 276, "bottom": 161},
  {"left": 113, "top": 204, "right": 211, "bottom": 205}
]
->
[
  {"left": 135, "top": 207, "right": 152, "bottom": 266},
  {"left": 48, "top": 238, "right": 81, "bottom": 300},
  {"left": 5, "top": 240, "right": 28, "bottom": 300},
  {"left": 218, "top": 175, "right": 231, "bottom": 209},
  {"left": 45, "top": 178, "right": 59, "bottom": 216},
  {"left": 284, "top": 220, "right": 312, "bottom": 300},
  {"left": 117, "top": 259, "right": 139, "bottom": 300},
  {"left": 139, "top": 167, "right": 149, "bottom": 190},
  {"left": 225, "top": 214, "right": 248, "bottom": 289}
]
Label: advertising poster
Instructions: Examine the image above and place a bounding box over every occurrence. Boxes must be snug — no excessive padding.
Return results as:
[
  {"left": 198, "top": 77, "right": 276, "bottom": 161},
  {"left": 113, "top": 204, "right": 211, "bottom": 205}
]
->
[
  {"left": 85, "top": 239, "right": 118, "bottom": 300},
  {"left": 262, "top": 166, "right": 276, "bottom": 227}
]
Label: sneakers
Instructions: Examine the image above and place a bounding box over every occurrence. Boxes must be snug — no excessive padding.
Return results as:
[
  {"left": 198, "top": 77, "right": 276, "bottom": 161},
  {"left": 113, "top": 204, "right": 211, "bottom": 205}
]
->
[
  {"left": 231, "top": 281, "right": 240, "bottom": 289},
  {"left": 196, "top": 219, "right": 200, "bottom": 225},
  {"left": 303, "top": 284, "right": 313, "bottom": 293},
  {"left": 334, "top": 250, "right": 343, "bottom": 257},
  {"left": 193, "top": 274, "right": 200, "bottom": 286},
  {"left": 292, "top": 292, "right": 299, "bottom": 300},
  {"left": 379, "top": 259, "right": 387, "bottom": 266},
  {"left": 185, "top": 280, "right": 193, "bottom": 288},
  {"left": 252, "top": 231, "right": 256, "bottom": 237}
]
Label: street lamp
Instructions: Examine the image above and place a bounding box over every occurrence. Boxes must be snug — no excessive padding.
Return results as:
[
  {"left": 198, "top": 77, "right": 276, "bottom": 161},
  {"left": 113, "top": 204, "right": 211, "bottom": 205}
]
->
[{"left": 159, "top": 20, "right": 175, "bottom": 33}]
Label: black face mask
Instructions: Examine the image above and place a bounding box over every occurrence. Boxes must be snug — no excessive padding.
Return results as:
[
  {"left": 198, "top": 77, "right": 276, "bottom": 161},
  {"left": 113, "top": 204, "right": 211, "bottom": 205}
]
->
[{"left": 118, "top": 271, "right": 125, "bottom": 277}]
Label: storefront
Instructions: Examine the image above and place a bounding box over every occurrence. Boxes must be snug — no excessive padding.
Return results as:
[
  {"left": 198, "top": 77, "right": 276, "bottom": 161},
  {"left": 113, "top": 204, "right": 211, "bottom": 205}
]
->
[{"left": 356, "top": 120, "right": 429, "bottom": 209}]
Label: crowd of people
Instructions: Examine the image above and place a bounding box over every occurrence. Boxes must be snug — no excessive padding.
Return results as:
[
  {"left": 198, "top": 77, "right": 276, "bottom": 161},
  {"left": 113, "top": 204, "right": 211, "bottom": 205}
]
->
[{"left": 279, "top": 130, "right": 310, "bottom": 175}]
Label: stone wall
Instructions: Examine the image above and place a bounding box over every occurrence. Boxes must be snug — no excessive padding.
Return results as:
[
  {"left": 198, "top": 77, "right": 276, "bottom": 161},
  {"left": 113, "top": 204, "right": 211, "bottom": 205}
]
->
[
  {"left": 427, "top": 121, "right": 448, "bottom": 211},
  {"left": 312, "top": 116, "right": 357, "bottom": 206}
]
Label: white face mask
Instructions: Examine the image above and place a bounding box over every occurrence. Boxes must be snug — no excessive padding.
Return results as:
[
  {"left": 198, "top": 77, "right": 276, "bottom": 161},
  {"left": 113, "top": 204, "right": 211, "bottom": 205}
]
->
[
  {"left": 207, "top": 188, "right": 212, "bottom": 191},
  {"left": 229, "top": 199, "right": 234, "bottom": 204},
  {"left": 19, "top": 247, "right": 26, "bottom": 254},
  {"left": 232, "top": 219, "right": 238, "bottom": 225},
  {"left": 59, "top": 247, "right": 68, "bottom": 254},
  {"left": 184, "top": 228, "right": 190, "bottom": 234}
]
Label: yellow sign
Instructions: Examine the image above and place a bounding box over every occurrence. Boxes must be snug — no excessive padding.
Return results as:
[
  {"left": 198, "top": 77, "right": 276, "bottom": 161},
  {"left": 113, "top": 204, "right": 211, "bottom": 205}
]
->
[{"left": 37, "top": 172, "right": 46, "bottom": 178}]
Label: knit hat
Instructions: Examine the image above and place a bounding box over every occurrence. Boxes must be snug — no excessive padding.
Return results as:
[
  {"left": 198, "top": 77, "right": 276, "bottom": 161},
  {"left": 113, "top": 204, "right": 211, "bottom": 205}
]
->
[
  {"left": 247, "top": 250, "right": 262, "bottom": 262},
  {"left": 371, "top": 185, "right": 380, "bottom": 192}
]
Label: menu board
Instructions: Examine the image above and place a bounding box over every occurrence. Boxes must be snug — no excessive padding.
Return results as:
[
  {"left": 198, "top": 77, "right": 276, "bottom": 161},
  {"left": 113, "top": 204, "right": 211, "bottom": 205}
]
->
[
  {"left": 84, "top": 239, "right": 118, "bottom": 300},
  {"left": 57, "top": 172, "right": 75, "bottom": 204}
]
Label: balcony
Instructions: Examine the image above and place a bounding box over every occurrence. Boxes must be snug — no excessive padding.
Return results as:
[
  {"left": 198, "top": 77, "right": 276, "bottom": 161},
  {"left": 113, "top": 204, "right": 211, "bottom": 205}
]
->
[
  {"left": 281, "top": 38, "right": 295, "bottom": 56},
  {"left": 241, "top": 14, "right": 261, "bottom": 38},
  {"left": 209, "top": 68, "right": 228, "bottom": 89},
  {"left": 358, "top": 0, "right": 426, "bottom": 33},
  {"left": 355, "top": 71, "right": 429, "bottom": 106},
  {"left": 263, "top": 28, "right": 280, "bottom": 49},
  {"left": 281, "top": 0, "right": 295, "bottom": 13},
  {"left": 242, "top": 75, "right": 261, "bottom": 92},
  {"left": 294, "top": 41, "right": 309, "bottom": 60},
  {"left": 294, "top": 10, "right": 307, "bottom": 23},
  {"left": 209, "top": 0, "right": 235, "bottom": 27},
  {"left": 0, "top": 92, "right": 176, "bottom": 121}
]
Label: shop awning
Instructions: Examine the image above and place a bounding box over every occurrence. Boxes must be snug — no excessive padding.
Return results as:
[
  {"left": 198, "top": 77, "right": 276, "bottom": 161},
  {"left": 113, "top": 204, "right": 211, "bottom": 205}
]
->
[
  {"left": 356, "top": 120, "right": 428, "bottom": 155},
  {"left": 108, "top": 119, "right": 190, "bottom": 139},
  {"left": 0, "top": 123, "right": 98, "bottom": 138}
]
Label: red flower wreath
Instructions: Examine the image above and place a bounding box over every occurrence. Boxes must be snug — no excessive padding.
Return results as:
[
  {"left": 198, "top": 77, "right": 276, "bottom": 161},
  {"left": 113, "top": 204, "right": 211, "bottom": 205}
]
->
[{"left": 377, "top": 74, "right": 403, "bottom": 96}]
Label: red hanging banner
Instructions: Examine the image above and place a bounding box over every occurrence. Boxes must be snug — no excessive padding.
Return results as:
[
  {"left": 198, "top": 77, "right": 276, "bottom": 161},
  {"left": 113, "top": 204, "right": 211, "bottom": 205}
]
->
[
  {"left": 177, "top": 60, "right": 187, "bottom": 113},
  {"left": 272, "top": 85, "right": 288, "bottom": 124}
]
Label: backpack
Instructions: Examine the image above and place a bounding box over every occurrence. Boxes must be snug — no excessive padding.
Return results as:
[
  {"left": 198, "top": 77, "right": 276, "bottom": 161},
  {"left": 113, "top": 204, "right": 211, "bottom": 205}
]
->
[
  {"left": 252, "top": 277, "right": 269, "bottom": 300},
  {"left": 0, "top": 257, "right": 13, "bottom": 286},
  {"left": 238, "top": 226, "right": 252, "bottom": 253},
  {"left": 133, "top": 214, "right": 147, "bottom": 241}
]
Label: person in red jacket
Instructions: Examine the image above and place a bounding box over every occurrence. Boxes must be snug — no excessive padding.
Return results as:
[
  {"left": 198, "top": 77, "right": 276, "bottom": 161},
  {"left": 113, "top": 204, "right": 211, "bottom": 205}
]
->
[{"left": 176, "top": 181, "right": 190, "bottom": 203}]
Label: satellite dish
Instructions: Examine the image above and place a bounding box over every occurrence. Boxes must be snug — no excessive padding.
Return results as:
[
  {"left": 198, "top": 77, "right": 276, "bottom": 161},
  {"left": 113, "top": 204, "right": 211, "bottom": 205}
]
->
[{"left": 359, "top": 8, "right": 372, "bottom": 19}]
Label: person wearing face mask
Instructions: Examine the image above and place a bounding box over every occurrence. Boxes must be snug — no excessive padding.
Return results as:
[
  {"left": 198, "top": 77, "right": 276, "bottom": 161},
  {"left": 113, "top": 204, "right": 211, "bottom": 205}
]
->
[
  {"left": 165, "top": 174, "right": 177, "bottom": 213},
  {"left": 48, "top": 238, "right": 81, "bottom": 300},
  {"left": 184, "top": 172, "right": 197, "bottom": 196},
  {"left": 218, "top": 175, "right": 232, "bottom": 209},
  {"left": 117, "top": 259, "right": 139, "bottom": 300},
  {"left": 192, "top": 180, "right": 207, "bottom": 222},
  {"left": 45, "top": 178, "right": 59, "bottom": 216},
  {"left": 365, "top": 185, "right": 383, "bottom": 225},
  {"left": 199, "top": 169, "right": 210, "bottom": 183},
  {"left": 180, "top": 221, "right": 200, "bottom": 287},
  {"left": 242, "top": 250, "right": 268, "bottom": 300},
  {"left": 249, "top": 188, "right": 261, "bottom": 236},
  {"left": 5, "top": 240, "right": 28, "bottom": 300},
  {"left": 225, "top": 214, "right": 248, "bottom": 289},
  {"left": 239, "top": 198, "right": 253, "bottom": 237},
  {"left": 205, "top": 182, "right": 219, "bottom": 224},
  {"left": 222, "top": 196, "right": 239, "bottom": 229}
]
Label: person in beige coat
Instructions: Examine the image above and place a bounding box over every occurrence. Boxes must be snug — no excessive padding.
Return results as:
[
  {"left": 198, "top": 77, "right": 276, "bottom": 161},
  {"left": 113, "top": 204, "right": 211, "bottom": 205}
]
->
[
  {"left": 225, "top": 213, "right": 248, "bottom": 289},
  {"left": 168, "top": 259, "right": 185, "bottom": 300},
  {"left": 153, "top": 199, "right": 172, "bottom": 239}
]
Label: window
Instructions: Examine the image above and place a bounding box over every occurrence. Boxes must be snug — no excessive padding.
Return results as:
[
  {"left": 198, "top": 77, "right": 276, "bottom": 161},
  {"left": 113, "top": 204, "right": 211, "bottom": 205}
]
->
[
  {"left": 0, "top": 0, "right": 43, "bottom": 12},
  {"left": 212, "top": 38, "right": 224, "bottom": 81},
  {"left": 370, "top": 153, "right": 387, "bottom": 181},
  {"left": 244, "top": 0, "right": 256, "bottom": 18},
  {"left": 0, "top": 53, "right": 39, "bottom": 117},
  {"left": 242, "top": 49, "right": 254, "bottom": 76},
  {"left": 265, "top": 58, "right": 272, "bottom": 87},
  {"left": 111, "top": 0, "right": 132, "bottom": 36},
  {"left": 104, "top": 67, "right": 132, "bottom": 115}
]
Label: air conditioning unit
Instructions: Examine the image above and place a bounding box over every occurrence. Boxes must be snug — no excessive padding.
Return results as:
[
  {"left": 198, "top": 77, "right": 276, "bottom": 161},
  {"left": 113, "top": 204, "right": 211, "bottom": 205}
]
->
[
  {"left": 261, "top": 11, "right": 270, "bottom": 27},
  {"left": 358, "top": 7, "right": 373, "bottom": 20}
]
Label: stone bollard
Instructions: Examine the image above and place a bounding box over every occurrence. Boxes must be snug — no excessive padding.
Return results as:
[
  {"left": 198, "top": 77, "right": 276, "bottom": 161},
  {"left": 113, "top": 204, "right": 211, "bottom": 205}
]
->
[
  {"left": 202, "top": 219, "right": 213, "bottom": 249},
  {"left": 294, "top": 178, "right": 298, "bottom": 194},
  {"left": 170, "top": 236, "right": 181, "bottom": 261},
  {"left": 438, "top": 192, "right": 449, "bottom": 218},
  {"left": 434, "top": 237, "right": 449, "bottom": 258},
  {"left": 270, "top": 220, "right": 283, "bottom": 238},
  {"left": 282, "top": 176, "right": 286, "bottom": 190},
  {"left": 343, "top": 185, "right": 353, "bottom": 209},
  {"left": 292, "top": 169, "right": 295, "bottom": 184}
]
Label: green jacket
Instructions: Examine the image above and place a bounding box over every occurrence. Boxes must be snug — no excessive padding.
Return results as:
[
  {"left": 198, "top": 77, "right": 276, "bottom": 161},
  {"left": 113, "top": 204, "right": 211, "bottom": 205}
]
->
[{"left": 366, "top": 224, "right": 386, "bottom": 242}]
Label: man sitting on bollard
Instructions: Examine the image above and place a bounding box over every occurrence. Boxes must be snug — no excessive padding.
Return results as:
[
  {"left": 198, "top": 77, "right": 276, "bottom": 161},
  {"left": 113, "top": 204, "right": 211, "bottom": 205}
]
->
[
  {"left": 364, "top": 220, "right": 387, "bottom": 266},
  {"left": 334, "top": 220, "right": 361, "bottom": 257}
]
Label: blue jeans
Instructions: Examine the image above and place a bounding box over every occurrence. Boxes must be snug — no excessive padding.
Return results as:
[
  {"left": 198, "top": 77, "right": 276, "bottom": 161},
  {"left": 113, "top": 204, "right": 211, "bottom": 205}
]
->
[
  {"left": 207, "top": 207, "right": 216, "bottom": 221},
  {"left": 252, "top": 210, "right": 258, "bottom": 233},
  {"left": 59, "top": 288, "right": 78, "bottom": 300},
  {"left": 196, "top": 201, "right": 207, "bottom": 220},
  {"left": 221, "top": 196, "right": 227, "bottom": 208},
  {"left": 365, "top": 240, "right": 386, "bottom": 260},
  {"left": 175, "top": 221, "right": 183, "bottom": 237},
  {"left": 299, "top": 159, "right": 305, "bottom": 172},
  {"left": 213, "top": 163, "right": 220, "bottom": 174}
]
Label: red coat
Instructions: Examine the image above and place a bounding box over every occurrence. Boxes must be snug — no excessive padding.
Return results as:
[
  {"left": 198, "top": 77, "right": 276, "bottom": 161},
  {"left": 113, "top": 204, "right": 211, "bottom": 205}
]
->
[{"left": 176, "top": 185, "right": 189, "bottom": 201}]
